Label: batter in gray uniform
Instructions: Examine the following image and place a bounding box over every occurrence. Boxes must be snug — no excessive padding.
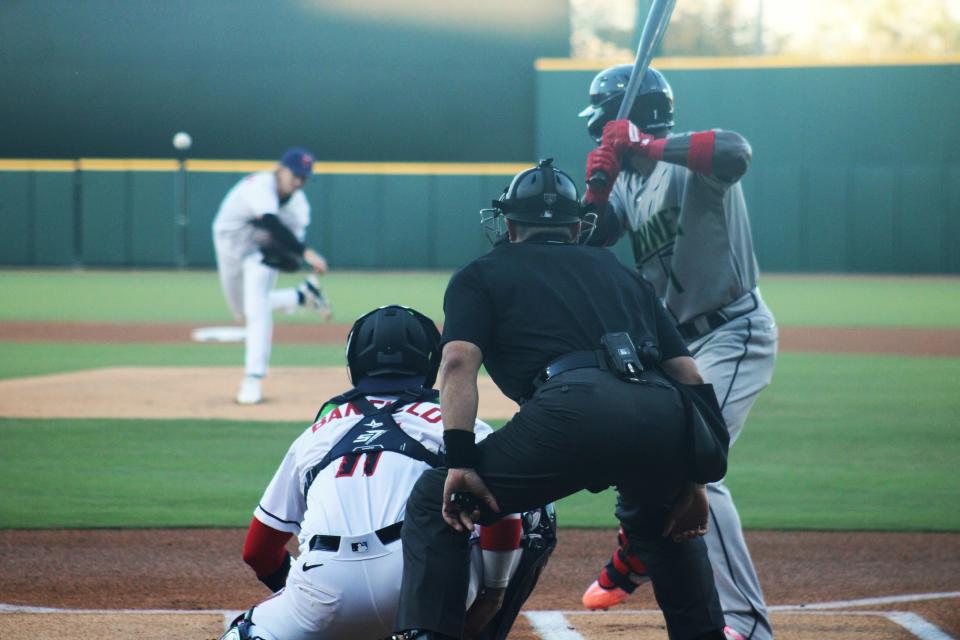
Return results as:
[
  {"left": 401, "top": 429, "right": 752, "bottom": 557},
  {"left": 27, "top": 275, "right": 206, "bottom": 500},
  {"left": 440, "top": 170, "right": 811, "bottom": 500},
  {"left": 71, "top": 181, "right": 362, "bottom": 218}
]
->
[{"left": 578, "top": 65, "right": 777, "bottom": 640}]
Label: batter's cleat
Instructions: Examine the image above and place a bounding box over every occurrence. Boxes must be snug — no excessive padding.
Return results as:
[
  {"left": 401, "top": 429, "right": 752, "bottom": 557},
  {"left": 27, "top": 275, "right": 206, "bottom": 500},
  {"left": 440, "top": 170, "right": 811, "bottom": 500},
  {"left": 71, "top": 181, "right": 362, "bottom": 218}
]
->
[
  {"left": 582, "top": 580, "right": 630, "bottom": 610},
  {"left": 391, "top": 631, "right": 457, "bottom": 640},
  {"left": 236, "top": 375, "right": 263, "bottom": 405},
  {"left": 723, "top": 626, "right": 747, "bottom": 640},
  {"left": 298, "top": 274, "right": 332, "bottom": 321}
]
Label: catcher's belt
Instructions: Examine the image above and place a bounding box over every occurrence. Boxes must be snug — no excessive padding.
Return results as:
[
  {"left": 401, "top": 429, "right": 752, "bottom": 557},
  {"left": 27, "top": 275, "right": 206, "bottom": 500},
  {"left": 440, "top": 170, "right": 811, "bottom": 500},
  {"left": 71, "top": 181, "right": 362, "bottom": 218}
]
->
[{"left": 309, "top": 521, "right": 403, "bottom": 552}]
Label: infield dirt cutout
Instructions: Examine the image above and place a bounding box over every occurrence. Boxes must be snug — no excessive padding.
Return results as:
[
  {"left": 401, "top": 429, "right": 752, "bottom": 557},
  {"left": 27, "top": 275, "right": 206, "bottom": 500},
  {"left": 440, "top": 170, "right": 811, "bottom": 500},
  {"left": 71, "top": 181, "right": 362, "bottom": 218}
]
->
[
  {"left": 1, "top": 322, "right": 959, "bottom": 638},
  {"left": 1, "top": 528, "right": 958, "bottom": 639}
]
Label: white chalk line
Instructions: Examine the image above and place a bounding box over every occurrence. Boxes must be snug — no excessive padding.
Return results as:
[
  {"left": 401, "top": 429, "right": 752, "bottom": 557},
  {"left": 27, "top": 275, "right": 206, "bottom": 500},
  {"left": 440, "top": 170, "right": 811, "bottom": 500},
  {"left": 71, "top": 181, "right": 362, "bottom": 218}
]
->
[
  {"left": 886, "top": 612, "right": 957, "bottom": 640},
  {"left": 523, "top": 592, "right": 959, "bottom": 640},
  {"left": 2, "top": 592, "right": 958, "bottom": 639},
  {"left": 770, "top": 590, "right": 960, "bottom": 611},
  {"left": 526, "top": 611, "right": 588, "bottom": 640}
]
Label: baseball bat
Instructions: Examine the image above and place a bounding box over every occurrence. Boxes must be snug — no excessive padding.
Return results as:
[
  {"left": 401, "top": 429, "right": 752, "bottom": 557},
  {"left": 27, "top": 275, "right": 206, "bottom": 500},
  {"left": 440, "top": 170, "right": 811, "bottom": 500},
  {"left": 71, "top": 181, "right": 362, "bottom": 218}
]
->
[{"left": 588, "top": 0, "right": 677, "bottom": 190}]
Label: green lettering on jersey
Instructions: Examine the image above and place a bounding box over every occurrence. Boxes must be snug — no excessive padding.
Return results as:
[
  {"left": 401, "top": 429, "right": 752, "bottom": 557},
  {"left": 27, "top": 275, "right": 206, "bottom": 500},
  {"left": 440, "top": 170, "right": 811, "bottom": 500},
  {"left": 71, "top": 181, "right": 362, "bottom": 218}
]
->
[
  {"left": 630, "top": 206, "right": 681, "bottom": 261},
  {"left": 630, "top": 206, "right": 685, "bottom": 293}
]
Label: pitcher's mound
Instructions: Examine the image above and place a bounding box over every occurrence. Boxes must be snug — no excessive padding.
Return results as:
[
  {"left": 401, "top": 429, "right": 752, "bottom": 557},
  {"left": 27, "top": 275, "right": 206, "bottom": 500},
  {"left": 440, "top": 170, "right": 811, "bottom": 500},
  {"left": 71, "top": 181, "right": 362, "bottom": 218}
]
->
[{"left": 0, "top": 367, "right": 518, "bottom": 422}]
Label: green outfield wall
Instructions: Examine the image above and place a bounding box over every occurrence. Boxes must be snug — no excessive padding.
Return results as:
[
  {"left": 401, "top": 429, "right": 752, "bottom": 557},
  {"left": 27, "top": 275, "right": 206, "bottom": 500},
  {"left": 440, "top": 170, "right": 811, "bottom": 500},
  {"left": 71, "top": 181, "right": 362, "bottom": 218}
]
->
[
  {"left": 0, "top": 1, "right": 568, "bottom": 163},
  {"left": 535, "top": 56, "right": 960, "bottom": 274},
  {"left": 1, "top": 58, "right": 958, "bottom": 273},
  {"left": 0, "top": 160, "right": 525, "bottom": 269}
]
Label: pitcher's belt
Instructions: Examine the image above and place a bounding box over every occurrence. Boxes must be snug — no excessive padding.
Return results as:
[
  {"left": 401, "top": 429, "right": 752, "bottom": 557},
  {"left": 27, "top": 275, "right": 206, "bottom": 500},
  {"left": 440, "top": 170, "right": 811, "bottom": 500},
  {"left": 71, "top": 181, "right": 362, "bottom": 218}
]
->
[
  {"left": 675, "top": 289, "right": 759, "bottom": 342},
  {"left": 309, "top": 521, "right": 403, "bottom": 552}
]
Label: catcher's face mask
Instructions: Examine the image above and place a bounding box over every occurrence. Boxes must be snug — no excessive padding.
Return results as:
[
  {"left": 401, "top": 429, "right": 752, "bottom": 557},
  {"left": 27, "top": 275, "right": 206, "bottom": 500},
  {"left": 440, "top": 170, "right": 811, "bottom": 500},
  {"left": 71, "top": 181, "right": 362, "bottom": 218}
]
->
[
  {"left": 480, "top": 159, "right": 596, "bottom": 246},
  {"left": 479, "top": 207, "right": 597, "bottom": 246}
]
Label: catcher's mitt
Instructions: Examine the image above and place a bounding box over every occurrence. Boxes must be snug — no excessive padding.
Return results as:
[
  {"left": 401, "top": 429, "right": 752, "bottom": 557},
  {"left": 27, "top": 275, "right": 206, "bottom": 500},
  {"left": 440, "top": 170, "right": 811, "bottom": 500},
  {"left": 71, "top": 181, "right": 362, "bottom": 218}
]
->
[{"left": 261, "top": 247, "right": 301, "bottom": 273}]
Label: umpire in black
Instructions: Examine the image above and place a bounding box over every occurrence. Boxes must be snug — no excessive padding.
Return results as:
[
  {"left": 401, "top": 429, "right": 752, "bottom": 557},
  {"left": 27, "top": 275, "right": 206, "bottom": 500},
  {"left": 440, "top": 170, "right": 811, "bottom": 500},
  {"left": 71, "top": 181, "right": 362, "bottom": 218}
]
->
[{"left": 395, "top": 159, "right": 726, "bottom": 640}]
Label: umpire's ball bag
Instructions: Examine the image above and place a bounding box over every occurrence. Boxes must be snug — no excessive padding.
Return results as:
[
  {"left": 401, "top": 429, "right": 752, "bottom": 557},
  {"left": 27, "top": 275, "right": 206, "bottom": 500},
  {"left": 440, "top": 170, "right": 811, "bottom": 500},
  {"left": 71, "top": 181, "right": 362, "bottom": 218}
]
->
[{"left": 676, "top": 381, "right": 730, "bottom": 484}]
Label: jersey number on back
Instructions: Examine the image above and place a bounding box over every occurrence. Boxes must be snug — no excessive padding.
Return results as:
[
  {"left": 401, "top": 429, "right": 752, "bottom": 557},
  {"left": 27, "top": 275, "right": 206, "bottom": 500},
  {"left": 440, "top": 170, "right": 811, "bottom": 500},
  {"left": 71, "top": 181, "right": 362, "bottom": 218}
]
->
[{"left": 335, "top": 452, "right": 383, "bottom": 478}]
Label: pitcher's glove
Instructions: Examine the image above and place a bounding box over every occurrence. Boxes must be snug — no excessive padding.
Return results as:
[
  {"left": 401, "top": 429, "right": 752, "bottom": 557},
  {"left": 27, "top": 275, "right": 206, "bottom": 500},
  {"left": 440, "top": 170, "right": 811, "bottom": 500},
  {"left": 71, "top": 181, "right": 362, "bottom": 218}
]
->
[{"left": 261, "top": 247, "right": 301, "bottom": 273}]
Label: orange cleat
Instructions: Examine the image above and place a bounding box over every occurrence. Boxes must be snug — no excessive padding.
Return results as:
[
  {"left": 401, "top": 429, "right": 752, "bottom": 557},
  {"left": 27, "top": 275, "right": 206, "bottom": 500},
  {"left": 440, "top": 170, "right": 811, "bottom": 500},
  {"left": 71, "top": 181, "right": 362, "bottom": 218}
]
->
[{"left": 581, "top": 580, "right": 630, "bottom": 610}]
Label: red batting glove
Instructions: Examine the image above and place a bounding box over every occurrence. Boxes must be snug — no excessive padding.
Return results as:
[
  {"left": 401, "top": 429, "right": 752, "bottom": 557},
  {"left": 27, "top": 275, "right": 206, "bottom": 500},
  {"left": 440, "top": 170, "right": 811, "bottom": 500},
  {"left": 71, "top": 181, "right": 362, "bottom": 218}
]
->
[
  {"left": 584, "top": 144, "right": 621, "bottom": 210},
  {"left": 601, "top": 119, "right": 656, "bottom": 157}
]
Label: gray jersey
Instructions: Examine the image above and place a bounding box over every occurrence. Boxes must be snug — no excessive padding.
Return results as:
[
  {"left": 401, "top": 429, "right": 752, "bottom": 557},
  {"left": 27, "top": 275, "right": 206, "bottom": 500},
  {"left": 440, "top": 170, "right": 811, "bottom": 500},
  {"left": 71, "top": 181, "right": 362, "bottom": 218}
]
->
[{"left": 608, "top": 130, "right": 759, "bottom": 325}]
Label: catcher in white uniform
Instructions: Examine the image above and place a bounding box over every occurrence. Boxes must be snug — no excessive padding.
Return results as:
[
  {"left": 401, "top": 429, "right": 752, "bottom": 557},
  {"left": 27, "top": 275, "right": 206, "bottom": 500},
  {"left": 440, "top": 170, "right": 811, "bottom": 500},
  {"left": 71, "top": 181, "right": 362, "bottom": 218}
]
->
[
  {"left": 578, "top": 66, "right": 778, "bottom": 640},
  {"left": 212, "top": 147, "right": 332, "bottom": 405},
  {"left": 220, "top": 305, "right": 556, "bottom": 640}
]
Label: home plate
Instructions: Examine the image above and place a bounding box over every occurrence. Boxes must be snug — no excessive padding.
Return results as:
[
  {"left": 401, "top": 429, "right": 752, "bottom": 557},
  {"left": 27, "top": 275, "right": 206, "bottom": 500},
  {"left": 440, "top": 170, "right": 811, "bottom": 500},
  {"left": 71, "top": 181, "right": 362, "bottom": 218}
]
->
[{"left": 191, "top": 326, "right": 246, "bottom": 343}]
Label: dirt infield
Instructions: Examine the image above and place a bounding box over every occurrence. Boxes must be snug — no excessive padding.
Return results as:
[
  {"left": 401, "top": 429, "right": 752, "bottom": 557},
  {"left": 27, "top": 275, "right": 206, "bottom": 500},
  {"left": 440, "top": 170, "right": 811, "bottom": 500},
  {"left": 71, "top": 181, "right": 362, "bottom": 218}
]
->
[
  {"left": 1, "top": 528, "right": 958, "bottom": 639},
  {"left": 0, "top": 366, "right": 519, "bottom": 421},
  {"left": 2, "top": 321, "right": 959, "bottom": 356}
]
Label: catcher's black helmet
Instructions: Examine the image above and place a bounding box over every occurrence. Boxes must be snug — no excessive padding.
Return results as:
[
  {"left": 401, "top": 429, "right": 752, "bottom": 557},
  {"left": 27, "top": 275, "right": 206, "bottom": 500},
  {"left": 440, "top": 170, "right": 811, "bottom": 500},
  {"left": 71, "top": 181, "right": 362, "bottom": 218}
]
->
[
  {"left": 579, "top": 65, "right": 675, "bottom": 142},
  {"left": 345, "top": 305, "right": 441, "bottom": 388}
]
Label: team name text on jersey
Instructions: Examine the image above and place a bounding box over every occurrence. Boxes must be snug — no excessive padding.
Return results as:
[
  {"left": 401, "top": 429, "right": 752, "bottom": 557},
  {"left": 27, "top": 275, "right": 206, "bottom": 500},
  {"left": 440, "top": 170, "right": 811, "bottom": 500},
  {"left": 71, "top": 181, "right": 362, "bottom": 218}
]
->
[{"left": 312, "top": 399, "right": 443, "bottom": 432}]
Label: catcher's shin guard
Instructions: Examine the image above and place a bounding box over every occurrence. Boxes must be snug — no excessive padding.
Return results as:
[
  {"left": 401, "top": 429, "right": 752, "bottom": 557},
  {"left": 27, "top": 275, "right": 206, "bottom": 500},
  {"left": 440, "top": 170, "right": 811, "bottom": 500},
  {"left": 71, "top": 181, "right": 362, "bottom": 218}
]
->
[
  {"left": 219, "top": 608, "right": 255, "bottom": 640},
  {"left": 476, "top": 504, "right": 558, "bottom": 640}
]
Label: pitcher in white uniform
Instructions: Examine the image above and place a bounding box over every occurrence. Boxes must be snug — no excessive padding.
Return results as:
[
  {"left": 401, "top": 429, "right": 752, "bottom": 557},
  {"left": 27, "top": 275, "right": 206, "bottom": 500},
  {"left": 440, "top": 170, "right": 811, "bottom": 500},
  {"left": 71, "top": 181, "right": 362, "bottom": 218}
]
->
[
  {"left": 578, "top": 66, "right": 777, "bottom": 640},
  {"left": 220, "top": 306, "right": 551, "bottom": 640},
  {"left": 212, "top": 147, "right": 331, "bottom": 405}
]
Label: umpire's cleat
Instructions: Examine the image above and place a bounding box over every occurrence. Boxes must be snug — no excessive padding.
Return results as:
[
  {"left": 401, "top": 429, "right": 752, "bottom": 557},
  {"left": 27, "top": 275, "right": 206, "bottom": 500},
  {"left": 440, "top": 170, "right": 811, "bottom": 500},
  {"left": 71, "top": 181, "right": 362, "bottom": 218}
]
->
[
  {"left": 582, "top": 580, "right": 630, "bottom": 610},
  {"left": 298, "top": 274, "right": 332, "bottom": 321},
  {"left": 236, "top": 375, "right": 263, "bottom": 405}
]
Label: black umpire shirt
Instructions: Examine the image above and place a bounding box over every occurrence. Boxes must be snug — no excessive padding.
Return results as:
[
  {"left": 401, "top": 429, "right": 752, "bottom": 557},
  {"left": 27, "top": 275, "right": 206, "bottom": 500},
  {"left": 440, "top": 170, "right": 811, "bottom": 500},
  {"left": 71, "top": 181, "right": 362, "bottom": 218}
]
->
[{"left": 441, "top": 234, "right": 689, "bottom": 403}]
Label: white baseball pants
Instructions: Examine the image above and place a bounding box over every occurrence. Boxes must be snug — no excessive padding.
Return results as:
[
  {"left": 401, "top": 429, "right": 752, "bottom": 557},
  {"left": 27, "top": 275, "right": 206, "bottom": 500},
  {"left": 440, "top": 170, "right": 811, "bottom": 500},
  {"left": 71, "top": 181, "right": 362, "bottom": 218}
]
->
[{"left": 214, "top": 234, "right": 299, "bottom": 378}]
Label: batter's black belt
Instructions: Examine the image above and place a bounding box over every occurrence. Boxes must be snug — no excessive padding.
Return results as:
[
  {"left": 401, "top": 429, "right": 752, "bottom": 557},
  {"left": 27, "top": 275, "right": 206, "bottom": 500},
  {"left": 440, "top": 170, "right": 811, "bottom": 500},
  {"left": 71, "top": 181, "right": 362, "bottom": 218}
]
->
[
  {"left": 308, "top": 521, "right": 403, "bottom": 552},
  {"left": 532, "top": 350, "right": 608, "bottom": 389},
  {"left": 675, "top": 289, "right": 760, "bottom": 342}
]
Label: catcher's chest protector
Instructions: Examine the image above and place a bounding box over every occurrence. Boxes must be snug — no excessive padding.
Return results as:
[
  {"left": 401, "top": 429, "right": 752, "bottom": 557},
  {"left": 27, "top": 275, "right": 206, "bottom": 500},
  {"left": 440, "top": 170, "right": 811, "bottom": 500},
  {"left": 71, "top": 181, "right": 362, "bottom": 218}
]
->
[{"left": 304, "top": 388, "right": 444, "bottom": 499}]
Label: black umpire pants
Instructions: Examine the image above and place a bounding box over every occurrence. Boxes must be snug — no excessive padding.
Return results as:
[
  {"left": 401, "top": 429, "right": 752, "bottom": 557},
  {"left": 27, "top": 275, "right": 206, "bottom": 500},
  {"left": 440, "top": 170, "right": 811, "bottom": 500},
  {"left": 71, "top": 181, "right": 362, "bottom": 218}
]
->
[{"left": 396, "top": 368, "right": 725, "bottom": 640}]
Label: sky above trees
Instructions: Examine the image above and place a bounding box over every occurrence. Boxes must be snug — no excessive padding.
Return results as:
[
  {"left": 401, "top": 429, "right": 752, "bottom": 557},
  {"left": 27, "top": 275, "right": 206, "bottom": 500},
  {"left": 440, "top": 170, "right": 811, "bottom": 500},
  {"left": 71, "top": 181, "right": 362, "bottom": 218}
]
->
[{"left": 570, "top": 0, "right": 960, "bottom": 58}]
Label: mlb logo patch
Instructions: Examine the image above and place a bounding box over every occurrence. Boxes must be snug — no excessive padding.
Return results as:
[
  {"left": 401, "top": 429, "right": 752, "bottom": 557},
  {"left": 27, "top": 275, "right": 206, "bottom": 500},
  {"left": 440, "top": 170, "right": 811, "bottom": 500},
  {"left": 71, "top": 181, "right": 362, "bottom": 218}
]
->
[{"left": 351, "top": 541, "right": 368, "bottom": 553}]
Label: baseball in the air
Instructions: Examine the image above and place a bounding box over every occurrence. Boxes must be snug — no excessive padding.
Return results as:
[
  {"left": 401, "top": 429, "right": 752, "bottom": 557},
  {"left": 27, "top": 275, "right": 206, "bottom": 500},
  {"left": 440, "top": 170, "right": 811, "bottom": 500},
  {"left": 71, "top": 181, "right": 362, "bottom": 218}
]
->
[{"left": 172, "top": 131, "right": 193, "bottom": 151}]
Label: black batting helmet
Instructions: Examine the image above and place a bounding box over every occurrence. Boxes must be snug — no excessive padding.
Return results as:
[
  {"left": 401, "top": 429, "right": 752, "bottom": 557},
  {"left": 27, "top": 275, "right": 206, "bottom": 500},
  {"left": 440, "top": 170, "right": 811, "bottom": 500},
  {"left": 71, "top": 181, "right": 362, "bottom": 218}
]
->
[
  {"left": 492, "top": 158, "right": 584, "bottom": 225},
  {"left": 345, "top": 305, "right": 441, "bottom": 388},
  {"left": 579, "top": 65, "right": 675, "bottom": 142}
]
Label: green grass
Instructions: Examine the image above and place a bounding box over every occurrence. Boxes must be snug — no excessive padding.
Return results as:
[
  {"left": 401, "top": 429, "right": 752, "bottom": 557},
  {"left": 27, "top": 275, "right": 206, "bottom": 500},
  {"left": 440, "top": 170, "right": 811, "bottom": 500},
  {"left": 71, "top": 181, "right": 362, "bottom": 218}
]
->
[
  {"left": 0, "top": 269, "right": 450, "bottom": 324},
  {"left": 1, "top": 270, "right": 958, "bottom": 531},
  {"left": 1, "top": 353, "right": 957, "bottom": 530},
  {"left": 759, "top": 274, "right": 960, "bottom": 328},
  {"left": 1, "top": 269, "right": 959, "bottom": 327},
  {"left": 723, "top": 352, "right": 960, "bottom": 530},
  {"left": 555, "top": 352, "right": 960, "bottom": 530},
  {"left": 0, "top": 418, "right": 303, "bottom": 528}
]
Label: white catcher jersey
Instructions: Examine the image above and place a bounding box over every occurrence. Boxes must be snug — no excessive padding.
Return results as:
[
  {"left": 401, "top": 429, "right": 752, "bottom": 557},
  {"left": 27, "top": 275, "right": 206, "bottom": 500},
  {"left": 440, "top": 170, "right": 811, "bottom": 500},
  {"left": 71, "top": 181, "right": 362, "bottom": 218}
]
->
[
  {"left": 254, "top": 395, "right": 493, "bottom": 550},
  {"left": 212, "top": 171, "right": 310, "bottom": 256},
  {"left": 609, "top": 151, "right": 759, "bottom": 325}
]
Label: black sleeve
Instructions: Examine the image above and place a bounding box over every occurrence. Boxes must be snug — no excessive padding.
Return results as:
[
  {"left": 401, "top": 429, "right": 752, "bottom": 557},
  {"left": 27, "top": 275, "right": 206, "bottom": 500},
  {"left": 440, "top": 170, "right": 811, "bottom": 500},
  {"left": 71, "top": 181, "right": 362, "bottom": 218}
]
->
[
  {"left": 583, "top": 202, "right": 624, "bottom": 247},
  {"left": 440, "top": 265, "right": 494, "bottom": 353},
  {"left": 661, "top": 129, "right": 751, "bottom": 184},
  {"left": 652, "top": 296, "right": 690, "bottom": 361},
  {"left": 251, "top": 213, "right": 306, "bottom": 255}
]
